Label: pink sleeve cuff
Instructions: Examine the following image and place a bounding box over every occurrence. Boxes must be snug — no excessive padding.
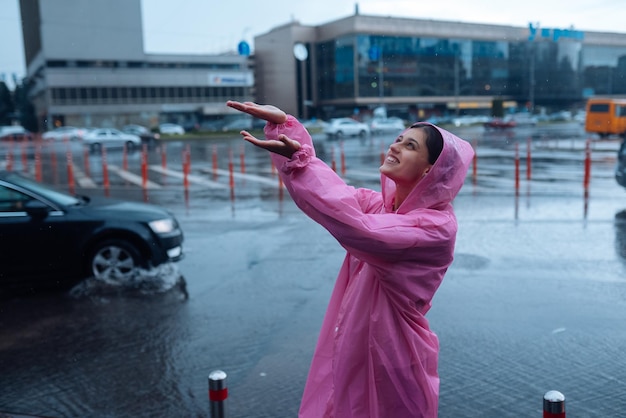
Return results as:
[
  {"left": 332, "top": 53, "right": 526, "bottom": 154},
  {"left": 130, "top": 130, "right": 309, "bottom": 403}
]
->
[{"left": 282, "top": 144, "right": 314, "bottom": 174}]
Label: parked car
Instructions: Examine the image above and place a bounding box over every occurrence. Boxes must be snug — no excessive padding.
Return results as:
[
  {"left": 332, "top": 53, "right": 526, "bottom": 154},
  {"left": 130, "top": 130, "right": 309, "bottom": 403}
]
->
[
  {"left": 122, "top": 124, "right": 160, "bottom": 144},
  {"left": 484, "top": 117, "right": 517, "bottom": 129},
  {"left": 42, "top": 126, "right": 88, "bottom": 141},
  {"left": 159, "top": 123, "right": 185, "bottom": 135},
  {"left": 370, "top": 117, "right": 406, "bottom": 134},
  {"left": 323, "top": 118, "right": 370, "bottom": 139},
  {"left": 451, "top": 115, "right": 490, "bottom": 127},
  {"left": 0, "top": 125, "right": 32, "bottom": 141},
  {"left": 83, "top": 128, "right": 142, "bottom": 152},
  {"left": 508, "top": 113, "right": 538, "bottom": 126},
  {"left": 221, "top": 117, "right": 253, "bottom": 132},
  {"left": 0, "top": 170, "right": 184, "bottom": 293}
]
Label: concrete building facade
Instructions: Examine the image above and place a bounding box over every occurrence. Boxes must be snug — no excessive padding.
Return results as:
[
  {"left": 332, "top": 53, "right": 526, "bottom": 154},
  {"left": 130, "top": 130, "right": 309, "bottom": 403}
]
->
[
  {"left": 255, "top": 7, "right": 626, "bottom": 121},
  {"left": 18, "top": 0, "right": 254, "bottom": 131}
]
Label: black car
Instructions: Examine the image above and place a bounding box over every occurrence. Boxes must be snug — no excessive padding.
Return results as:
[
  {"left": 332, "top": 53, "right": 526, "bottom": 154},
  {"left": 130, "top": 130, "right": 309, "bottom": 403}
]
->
[
  {"left": 0, "top": 171, "right": 183, "bottom": 294},
  {"left": 122, "top": 124, "right": 161, "bottom": 144}
]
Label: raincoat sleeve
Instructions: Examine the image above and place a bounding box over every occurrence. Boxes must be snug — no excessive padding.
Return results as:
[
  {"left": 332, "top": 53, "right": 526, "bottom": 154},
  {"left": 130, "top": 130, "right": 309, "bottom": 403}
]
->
[{"left": 264, "top": 116, "right": 457, "bottom": 270}]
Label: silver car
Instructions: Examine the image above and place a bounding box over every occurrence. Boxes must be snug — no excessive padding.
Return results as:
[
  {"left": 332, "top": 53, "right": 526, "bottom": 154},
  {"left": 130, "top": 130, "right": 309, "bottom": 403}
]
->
[
  {"left": 323, "top": 118, "right": 370, "bottom": 139},
  {"left": 83, "top": 128, "right": 141, "bottom": 152}
]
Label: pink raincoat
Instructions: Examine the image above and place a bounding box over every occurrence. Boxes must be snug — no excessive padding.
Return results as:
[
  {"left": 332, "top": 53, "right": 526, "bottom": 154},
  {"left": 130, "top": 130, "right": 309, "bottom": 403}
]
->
[{"left": 264, "top": 116, "right": 474, "bottom": 418}]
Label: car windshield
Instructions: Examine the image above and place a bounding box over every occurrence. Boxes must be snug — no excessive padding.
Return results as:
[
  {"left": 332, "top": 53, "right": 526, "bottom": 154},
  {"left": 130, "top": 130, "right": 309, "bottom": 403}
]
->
[{"left": 6, "top": 172, "right": 81, "bottom": 206}]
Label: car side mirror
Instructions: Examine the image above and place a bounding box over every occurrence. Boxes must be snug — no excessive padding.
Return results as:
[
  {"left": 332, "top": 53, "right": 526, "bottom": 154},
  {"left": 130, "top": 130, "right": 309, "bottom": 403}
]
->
[{"left": 24, "top": 199, "right": 50, "bottom": 218}]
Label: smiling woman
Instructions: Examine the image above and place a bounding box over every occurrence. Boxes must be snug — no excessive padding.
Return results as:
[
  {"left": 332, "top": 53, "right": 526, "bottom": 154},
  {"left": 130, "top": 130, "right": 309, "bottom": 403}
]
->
[{"left": 226, "top": 100, "right": 474, "bottom": 418}]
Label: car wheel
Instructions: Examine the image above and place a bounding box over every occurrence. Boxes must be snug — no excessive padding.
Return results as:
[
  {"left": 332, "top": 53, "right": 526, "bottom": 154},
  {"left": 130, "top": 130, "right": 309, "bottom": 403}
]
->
[
  {"left": 126, "top": 141, "right": 137, "bottom": 152},
  {"left": 90, "top": 143, "right": 102, "bottom": 153},
  {"left": 359, "top": 130, "right": 367, "bottom": 138},
  {"left": 88, "top": 239, "right": 142, "bottom": 285},
  {"left": 336, "top": 131, "right": 344, "bottom": 138}
]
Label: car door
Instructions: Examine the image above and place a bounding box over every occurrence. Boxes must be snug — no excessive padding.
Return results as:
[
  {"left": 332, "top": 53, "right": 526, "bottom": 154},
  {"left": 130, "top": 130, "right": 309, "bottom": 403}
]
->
[{"left": 0, "top": 184, "right": 74, "bottom": 286}]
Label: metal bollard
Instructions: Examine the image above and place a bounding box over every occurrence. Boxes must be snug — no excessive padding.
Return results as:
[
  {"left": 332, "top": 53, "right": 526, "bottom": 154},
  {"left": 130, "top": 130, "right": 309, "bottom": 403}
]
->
[
  {"left": 209, "top": 370, "right": 228, "bottom": 418},
  {"left": 543, "top": 390, "right": 565, "bottom": 418}
]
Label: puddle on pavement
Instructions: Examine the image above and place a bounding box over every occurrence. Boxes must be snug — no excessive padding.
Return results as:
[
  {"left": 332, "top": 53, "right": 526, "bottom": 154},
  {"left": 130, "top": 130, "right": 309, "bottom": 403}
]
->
[{"left": 69, "top": 262, "right": 188, "bottom": 299}]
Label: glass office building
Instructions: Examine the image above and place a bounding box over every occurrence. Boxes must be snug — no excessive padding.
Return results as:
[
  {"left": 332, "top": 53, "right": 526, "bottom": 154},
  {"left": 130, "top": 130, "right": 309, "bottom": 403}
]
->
[{"left": 254, "top": 13, "right": 626, "bottom": 121}]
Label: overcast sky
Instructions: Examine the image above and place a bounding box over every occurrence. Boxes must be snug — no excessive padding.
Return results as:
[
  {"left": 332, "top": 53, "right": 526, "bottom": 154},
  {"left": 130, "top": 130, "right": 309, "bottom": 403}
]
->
[{"left": 2, "top": 0, "right": 625, "bottom": 87}]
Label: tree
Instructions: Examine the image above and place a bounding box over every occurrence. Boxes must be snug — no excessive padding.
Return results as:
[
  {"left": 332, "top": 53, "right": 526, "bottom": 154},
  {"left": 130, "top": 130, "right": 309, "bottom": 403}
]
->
[
  {"left": 14, "top": 82, "right": 38, "bottom": 133},
  {"left": 0, "top": 81, "right": 15, "bottom": 125}
]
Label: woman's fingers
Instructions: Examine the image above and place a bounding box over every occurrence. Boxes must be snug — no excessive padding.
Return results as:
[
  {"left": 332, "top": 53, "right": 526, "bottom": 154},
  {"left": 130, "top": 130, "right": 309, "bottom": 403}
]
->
[{"left": 226, "top": 100, "right": 287, "bottom": 124}]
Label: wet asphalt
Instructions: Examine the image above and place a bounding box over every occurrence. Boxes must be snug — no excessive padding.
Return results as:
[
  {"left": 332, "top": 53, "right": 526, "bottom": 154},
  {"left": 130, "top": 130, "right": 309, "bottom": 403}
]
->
[{"left": 1, "top": 122, "right": 626, "bottom": 417}]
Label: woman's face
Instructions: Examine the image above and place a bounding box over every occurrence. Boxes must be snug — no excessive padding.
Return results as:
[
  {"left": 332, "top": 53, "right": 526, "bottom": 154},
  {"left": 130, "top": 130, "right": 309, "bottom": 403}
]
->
[{"left": 379, "top": 127, "right": 433, "bottom": 188}]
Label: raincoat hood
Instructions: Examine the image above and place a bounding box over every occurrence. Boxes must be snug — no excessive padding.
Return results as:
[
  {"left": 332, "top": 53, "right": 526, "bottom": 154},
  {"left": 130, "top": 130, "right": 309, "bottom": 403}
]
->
[{"left": 381, "top": 123, "right": 474, "bottom": 214}]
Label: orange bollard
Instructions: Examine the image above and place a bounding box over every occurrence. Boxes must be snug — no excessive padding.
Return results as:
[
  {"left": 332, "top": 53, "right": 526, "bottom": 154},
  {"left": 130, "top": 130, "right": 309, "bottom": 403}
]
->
[
  {"left": 6, "top": 140, "right": 14, "bottom": 171},
  {"left": 228, "top": 148, "right": 235, "bottom": 190},
  {"left": 212, "top": 144, "right": 218, "bottom": 179},
  {"left": 331, "top": 146, "right": 336, "bottom": 172},
  {"left": 102, "top": 146, "right": 110, "bottom": 196},
  {"left": 583, "top": 139, "right": 591, "bottom": 190},
  {"left": 66, "top": 147, "right": 75, "bottom": 194},
  {"left": 123, "top": 143, "right": 128, "bottom": 171},
  {"left": 340, "top": 141, "right": 346, "bottom": 176},
  {"left": 21, "top": 141, "right": 28, "bottom": 173},
  {"left": 50, "top": 148, "right": 58, "bottom": 184},
  {"left": 141, "top": 144, "right": 148, "bottom": 189},
  {"left": 514, "top": 142, "right": 520, "bottom": 192},
  {"left": 161, "top": 143, "right": 167, "bottom": 169},
  {"left": 526, "top": 137, "right": 532, "bottom": 180},
  {"left": 380, "top": 141, "right": 385, "bottom": 166},
  {"left": 35, "top": 143, "right": 42, "bottom": 182},
  {"left": 183, "top": 147, "right": 189, "bottom": 190},
  {"left": 186, "top": 144, "right": 191, "bottom": 172}
]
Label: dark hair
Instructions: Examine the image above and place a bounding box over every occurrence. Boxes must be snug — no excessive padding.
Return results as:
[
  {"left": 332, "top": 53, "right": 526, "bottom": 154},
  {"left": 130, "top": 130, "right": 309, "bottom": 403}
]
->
[{"left": 409, "top": 123, "right": 444, "bottom": 164}]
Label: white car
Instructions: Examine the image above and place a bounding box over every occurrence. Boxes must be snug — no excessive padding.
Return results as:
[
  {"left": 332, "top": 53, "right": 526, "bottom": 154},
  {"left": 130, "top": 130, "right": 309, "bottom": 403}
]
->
[
  {"left": 159, "top": 123, "right": 185, "bottom": 135},
  {"left": 370, "top": 117, "right": 406, "bottom": 135},
  {"left": 42, "top": 126, "right": 88, "bottom": 141},
  {"left": 323, "top": 118, "right": 370, "bottom": 139},
  {"left": 83, "top": 128, "right": 141, "bottom": 152}
]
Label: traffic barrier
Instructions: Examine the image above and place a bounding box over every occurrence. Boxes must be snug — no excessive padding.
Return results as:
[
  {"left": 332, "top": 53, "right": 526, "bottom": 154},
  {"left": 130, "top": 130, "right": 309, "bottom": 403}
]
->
[
  {"left": 208, "top": 370, "right": 228, "bottom": 418},
  {"left": 583, "top": 139, "right": 591, "bottom": 190},
  {"left": 183, "top": 146, "right": 190, "bottom": 190},
  {"left": 50, "top": 148, "right": 58, "bottom": 184},
  {"left": 212, "top": 144, "right": 219, "bottom": 179},
  {"left": 21, "top": 141, "right": 28, "bottom": 173},
  {"left": 34, "top": 143, "right": 42, "bottom": 182},
  {"left": 101, "top": 146, "right": 110, "bottom": 196},
  {"left": 543, "top": 390, "right": 565, "bottom": 417},
  {"left": 66, "top": 146, "right": 75, "bottom": 194},
  {"left": 4, "top": 140, "right": 14, "bottom": 171},
  {"left": 331, "top": 145, "right": 336, "bottom": 172},
  {"left": 141, "top": 144, "right": 148, "bottom": 189},
  {"left": 340, "top": 141, "right": 346, "bottom": 176},
  {"left": 228, "top": 148, "right": 235, "bottom": 190}
]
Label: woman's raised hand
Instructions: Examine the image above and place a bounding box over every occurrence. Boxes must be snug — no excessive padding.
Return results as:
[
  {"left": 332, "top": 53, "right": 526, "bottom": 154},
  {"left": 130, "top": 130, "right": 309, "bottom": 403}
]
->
[
  {"left": 226, "top": 101, "right": 287, "bottom": 125},
  {"left": 238, "top": 131, "right": 301, "bottom": 159}
]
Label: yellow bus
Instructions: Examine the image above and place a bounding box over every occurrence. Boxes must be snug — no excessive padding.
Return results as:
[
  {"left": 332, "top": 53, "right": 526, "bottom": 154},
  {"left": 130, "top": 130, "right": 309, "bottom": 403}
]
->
[{"left": 585, "top": 97, "right": 626, "bottom": 138}]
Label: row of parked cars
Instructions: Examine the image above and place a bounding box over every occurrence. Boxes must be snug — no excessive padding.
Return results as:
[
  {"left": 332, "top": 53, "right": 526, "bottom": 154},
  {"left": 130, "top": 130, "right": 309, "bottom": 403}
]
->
[{"left": 1, "top": 123, "right": 187, "bottom": 152}]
